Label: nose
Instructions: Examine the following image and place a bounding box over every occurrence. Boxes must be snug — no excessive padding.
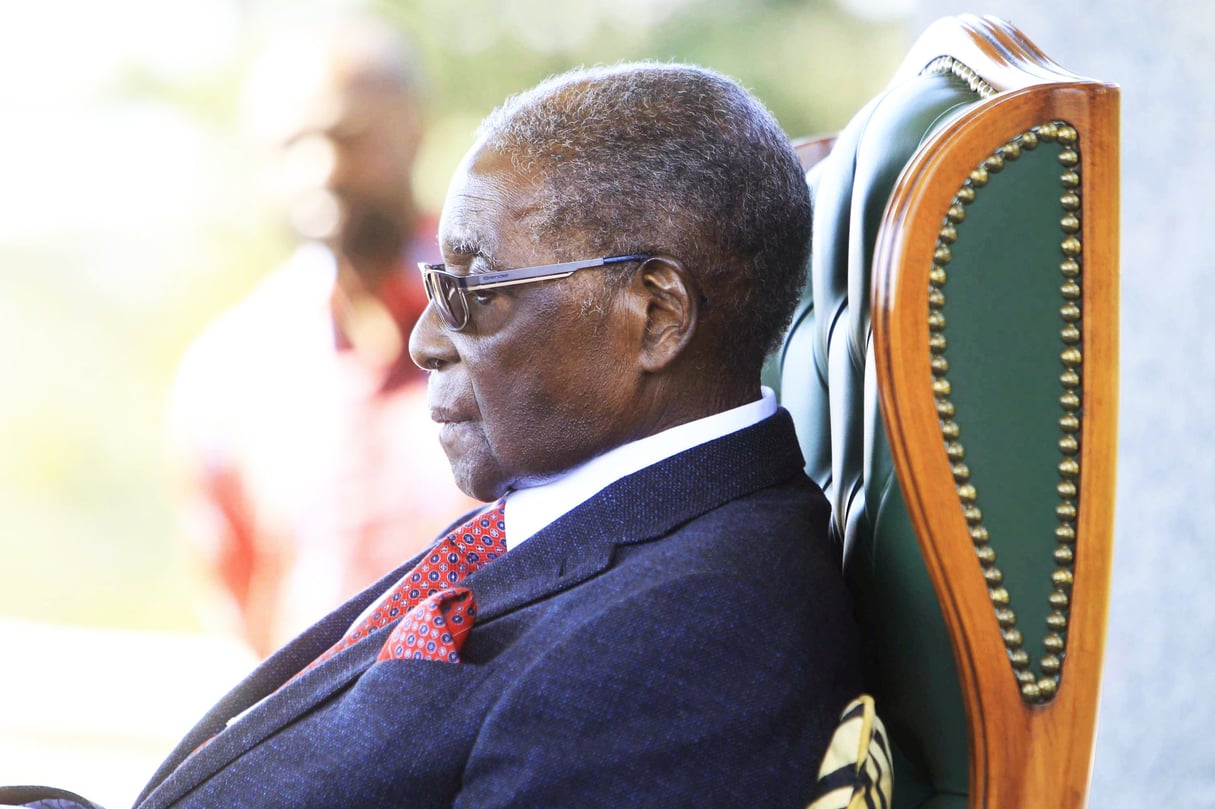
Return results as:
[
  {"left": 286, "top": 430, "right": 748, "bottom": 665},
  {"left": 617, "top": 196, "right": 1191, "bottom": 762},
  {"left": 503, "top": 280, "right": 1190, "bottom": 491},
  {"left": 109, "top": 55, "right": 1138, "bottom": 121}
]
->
[{"left": 409, "top": 303, "right": 459, "bottom": 371}]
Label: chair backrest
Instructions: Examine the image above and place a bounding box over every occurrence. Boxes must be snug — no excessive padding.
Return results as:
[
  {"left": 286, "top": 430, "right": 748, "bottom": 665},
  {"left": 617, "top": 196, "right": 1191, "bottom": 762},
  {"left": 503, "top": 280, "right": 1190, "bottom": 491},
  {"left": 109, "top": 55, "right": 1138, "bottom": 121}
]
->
[{"left": 774, "top": 15, "right": 1118, "bottom": 808}]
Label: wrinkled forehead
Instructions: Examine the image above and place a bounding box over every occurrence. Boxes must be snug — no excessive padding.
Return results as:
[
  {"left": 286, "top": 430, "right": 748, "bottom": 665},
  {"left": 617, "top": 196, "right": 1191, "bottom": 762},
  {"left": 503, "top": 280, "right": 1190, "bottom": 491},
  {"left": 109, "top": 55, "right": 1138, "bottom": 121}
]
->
[{"left": 438, "top": 144, "right": 555, "bottom": 264}]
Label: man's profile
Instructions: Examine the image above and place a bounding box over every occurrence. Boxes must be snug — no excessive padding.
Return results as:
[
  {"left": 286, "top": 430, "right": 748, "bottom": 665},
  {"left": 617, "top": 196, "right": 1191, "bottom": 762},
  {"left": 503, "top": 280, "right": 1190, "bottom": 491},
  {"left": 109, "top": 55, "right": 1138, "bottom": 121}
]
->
[{"left": 5, "top": 62, "right": 861, "bottom": 809}]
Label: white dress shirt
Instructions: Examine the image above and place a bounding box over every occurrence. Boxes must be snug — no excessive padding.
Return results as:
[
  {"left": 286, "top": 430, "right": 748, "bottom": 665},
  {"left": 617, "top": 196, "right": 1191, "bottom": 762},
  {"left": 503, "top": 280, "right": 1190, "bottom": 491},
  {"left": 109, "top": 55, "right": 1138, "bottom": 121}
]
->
[{"left": 503, "top": 387, "right": 777, "bottom": 548}]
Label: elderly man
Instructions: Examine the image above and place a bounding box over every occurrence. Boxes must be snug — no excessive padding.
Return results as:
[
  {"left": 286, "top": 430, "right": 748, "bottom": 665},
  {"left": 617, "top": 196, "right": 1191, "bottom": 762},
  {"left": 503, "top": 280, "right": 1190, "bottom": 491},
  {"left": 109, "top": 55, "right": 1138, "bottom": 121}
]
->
[{"left": 3, "top": 63, "right": 861, "bottom": 809}]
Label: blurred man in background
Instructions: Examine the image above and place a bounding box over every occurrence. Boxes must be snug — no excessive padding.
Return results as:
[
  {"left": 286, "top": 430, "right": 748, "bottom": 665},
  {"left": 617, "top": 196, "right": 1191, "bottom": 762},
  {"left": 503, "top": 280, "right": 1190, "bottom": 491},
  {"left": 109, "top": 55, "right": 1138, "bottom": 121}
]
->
[{"left": 166, "top": 15, "right": 477, "bottom": 657}]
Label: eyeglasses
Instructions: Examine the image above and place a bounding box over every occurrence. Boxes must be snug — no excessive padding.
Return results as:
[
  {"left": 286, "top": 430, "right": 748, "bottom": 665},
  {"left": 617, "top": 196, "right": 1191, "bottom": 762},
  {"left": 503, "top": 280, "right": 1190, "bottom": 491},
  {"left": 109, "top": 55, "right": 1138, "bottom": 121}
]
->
[{"left": 417, "top": 254, "right": 650, "bottom": 331}]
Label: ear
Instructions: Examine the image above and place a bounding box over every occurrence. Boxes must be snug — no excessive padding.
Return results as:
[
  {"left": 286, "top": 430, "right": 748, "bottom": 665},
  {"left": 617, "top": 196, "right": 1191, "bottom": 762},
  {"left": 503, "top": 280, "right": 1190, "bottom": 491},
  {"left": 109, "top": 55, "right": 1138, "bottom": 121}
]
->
[{"left": 631, "top": 256, "right": 700, "bottom": 373}]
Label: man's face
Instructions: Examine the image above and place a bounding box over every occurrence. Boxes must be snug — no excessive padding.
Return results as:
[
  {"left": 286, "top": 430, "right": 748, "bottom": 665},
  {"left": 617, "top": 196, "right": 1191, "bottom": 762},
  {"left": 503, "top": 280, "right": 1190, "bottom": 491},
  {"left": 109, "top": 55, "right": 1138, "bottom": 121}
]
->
[
  {"left": 408, "top": 147, "right": 646, "bottom": 501},
  {"left": 276, "top": 85, "right": 418, "bottom": 276}
]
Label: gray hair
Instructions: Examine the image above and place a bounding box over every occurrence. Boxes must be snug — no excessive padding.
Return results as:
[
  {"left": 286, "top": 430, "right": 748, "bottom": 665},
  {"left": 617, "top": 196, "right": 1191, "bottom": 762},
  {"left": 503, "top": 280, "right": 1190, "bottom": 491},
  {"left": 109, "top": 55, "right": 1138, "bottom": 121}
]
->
[{"left": 475, "top": 62, "right": 811, "bottom": 377}]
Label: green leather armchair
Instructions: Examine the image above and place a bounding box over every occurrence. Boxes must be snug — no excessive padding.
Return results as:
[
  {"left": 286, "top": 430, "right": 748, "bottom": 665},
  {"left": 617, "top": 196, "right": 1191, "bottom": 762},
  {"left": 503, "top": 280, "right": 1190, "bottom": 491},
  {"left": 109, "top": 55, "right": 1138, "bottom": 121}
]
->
[{"left": 776, "top": 16, "right": 1120, "bottom": 809}]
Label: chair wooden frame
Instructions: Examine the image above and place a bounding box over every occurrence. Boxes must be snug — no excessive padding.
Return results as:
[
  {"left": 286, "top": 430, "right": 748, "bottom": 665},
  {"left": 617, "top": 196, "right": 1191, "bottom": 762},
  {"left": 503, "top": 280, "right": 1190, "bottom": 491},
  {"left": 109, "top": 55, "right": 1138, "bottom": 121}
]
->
[{"left": 868, "top": 15, "right": 1119, "bottom": 808}]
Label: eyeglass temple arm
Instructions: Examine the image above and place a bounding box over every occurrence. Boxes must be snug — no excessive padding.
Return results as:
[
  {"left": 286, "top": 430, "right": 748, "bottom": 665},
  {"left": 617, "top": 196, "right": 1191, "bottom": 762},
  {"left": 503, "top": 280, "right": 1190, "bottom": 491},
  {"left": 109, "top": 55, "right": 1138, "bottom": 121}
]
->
[{"left": 455, "top": 254, "right": 649, "bottom": 290}]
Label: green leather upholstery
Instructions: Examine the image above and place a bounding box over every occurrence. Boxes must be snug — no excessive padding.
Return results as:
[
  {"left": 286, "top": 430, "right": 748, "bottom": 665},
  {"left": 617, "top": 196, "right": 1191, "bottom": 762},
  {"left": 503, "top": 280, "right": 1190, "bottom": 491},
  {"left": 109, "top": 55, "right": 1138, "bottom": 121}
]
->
[
  {"left": 776, "top": 12, "right": 1122, "bottom": 806},
  {"left": 778, "top": 50, "right": 1106, "bottom": 804},
  {"left": 778, "top": 69, "right": 976, "bottom": 808},
  {"left": 777, "top": 58, "right": 1091, "bottom": 805}
]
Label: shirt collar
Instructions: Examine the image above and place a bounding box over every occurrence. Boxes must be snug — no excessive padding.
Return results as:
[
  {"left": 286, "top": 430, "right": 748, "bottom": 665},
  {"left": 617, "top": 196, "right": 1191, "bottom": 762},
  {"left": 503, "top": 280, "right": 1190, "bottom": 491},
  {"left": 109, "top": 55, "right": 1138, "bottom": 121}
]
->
[{"left": 503, "top": 387, "right": 778, "bottom": 549}]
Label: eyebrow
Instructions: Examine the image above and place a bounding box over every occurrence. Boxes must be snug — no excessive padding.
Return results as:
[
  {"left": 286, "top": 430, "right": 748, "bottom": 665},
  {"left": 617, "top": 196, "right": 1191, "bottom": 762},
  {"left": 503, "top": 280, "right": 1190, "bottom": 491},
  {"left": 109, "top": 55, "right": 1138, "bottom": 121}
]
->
[{"left": 444, "top": 236, "right": 499, "bottom": 272}]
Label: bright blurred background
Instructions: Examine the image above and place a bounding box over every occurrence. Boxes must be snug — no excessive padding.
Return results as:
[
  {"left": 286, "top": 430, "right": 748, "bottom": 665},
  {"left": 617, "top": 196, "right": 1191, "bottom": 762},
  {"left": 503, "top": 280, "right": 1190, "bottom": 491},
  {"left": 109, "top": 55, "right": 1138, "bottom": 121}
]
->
[{"left": 2, "top": 0, "right": 1212, "bottom": 806}]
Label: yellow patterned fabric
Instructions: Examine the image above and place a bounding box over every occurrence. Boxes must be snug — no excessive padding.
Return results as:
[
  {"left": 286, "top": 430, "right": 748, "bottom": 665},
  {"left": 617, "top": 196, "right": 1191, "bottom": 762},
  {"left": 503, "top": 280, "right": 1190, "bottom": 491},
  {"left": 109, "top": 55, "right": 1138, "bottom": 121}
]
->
[{"left": 805, "top": 695, "right": 893, "bottom": 809}]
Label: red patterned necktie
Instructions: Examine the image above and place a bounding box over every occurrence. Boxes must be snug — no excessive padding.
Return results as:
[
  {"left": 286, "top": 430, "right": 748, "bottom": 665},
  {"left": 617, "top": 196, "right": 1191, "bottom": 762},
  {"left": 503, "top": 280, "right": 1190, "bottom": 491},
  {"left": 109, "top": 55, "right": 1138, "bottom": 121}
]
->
[
  {"left": 181, "top": 505, "right": 507, "bottom": 765},
  {"left": 298, "top": 498, "right": 507, "bottom": 675}
]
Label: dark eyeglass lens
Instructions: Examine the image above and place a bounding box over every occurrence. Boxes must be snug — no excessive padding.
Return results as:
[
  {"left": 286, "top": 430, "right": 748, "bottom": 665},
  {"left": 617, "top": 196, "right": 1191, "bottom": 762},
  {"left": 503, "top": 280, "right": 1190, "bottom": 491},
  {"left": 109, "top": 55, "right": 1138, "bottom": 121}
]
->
[{"left": 437, "top": 274, "right": 466, "bottom": 328}]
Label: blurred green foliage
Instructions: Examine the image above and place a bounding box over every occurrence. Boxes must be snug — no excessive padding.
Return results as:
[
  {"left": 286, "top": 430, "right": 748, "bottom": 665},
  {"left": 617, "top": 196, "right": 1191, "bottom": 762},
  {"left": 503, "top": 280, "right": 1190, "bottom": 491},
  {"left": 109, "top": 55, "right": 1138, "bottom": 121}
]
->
[{"left": 0, "top": 0, "right": 906, "bottom": 632}]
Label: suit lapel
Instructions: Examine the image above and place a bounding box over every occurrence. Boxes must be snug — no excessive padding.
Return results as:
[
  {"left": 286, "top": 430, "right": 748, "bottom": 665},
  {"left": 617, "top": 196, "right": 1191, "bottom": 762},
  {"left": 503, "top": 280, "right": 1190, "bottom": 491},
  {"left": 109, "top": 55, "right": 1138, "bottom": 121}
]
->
[
  {"left": 137, "top": 410, "right": 806, "bottom": 808},
  {"left": 134, "top": 558, "right": 425, "bottom": 808},
  {"left": 465, "top": 408, "right": 808, "bottom": 626},
  {"left": 145, "top": 634, "right": 387, "bottom": 809}
]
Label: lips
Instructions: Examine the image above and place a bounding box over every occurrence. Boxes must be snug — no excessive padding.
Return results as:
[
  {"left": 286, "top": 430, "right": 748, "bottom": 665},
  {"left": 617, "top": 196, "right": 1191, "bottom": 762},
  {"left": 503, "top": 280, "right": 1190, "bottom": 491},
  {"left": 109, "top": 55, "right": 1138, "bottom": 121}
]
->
[
  {"left": 429, "top": 402, "right": 479, "bottom": 453},
  {"left": 429, "top": 405, "right": 468, "bottom": 425}
]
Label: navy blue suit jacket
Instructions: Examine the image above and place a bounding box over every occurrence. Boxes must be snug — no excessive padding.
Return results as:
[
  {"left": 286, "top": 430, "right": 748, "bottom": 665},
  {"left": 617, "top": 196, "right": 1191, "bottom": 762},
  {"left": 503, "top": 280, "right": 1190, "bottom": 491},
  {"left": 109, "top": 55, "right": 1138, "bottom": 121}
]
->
[{"left": 118, "top": 410, "right": 860, "bottom": 808}]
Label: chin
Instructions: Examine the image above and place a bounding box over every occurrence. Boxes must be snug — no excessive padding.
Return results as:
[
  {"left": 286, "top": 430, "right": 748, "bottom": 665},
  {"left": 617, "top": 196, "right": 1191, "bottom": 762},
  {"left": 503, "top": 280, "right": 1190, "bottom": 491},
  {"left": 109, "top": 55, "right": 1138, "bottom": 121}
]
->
[{"left": 447, "top": 457, "right": 507, "bottom": 504}]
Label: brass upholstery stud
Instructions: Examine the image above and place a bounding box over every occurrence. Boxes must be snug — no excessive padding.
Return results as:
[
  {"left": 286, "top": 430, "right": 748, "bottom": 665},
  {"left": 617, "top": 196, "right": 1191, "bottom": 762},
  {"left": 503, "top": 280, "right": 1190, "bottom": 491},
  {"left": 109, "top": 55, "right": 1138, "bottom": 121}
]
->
[
  {"left": 924, "top": 56, "right": 997, "bottom": 99},
  {"left": 926, "top": 118, "right": 1085, "bottom": 704}
]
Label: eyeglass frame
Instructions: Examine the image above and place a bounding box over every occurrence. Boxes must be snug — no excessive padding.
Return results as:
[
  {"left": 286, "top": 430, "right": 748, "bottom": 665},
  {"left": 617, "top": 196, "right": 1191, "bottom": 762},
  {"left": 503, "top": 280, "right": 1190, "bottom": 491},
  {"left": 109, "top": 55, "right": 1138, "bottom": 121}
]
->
[{"left": 417, "top": 253, "right": 651, "bottom": 331}]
